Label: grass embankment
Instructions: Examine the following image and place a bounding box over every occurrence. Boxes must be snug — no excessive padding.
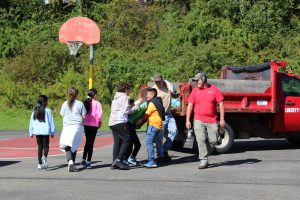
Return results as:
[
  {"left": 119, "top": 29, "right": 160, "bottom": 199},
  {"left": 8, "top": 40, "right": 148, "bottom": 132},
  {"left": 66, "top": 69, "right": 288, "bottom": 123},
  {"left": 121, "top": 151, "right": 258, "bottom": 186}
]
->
[
  {"left": 0, "top": 108, "right": 147, "bottom": 132},
  {"left": 0, "top": 108, "right": 110, "bottom": 131}
]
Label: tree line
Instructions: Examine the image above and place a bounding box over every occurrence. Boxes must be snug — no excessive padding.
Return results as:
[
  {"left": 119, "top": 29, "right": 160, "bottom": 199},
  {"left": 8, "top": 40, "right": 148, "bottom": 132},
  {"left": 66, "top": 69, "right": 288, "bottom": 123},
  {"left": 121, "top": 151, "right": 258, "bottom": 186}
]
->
[{"left": 0, "top": 0, "right": 299, "bottom": 110}]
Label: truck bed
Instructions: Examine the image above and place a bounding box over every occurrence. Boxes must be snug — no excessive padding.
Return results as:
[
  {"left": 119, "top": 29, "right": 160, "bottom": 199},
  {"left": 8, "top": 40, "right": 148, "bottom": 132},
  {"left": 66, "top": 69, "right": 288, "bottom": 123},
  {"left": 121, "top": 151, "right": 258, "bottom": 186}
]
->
[
  {"left": 208, "top": 79, "right": 271, "bottom": 93},
  {"left": 208, "top": 79, "right": 274, "bottom": 113}
]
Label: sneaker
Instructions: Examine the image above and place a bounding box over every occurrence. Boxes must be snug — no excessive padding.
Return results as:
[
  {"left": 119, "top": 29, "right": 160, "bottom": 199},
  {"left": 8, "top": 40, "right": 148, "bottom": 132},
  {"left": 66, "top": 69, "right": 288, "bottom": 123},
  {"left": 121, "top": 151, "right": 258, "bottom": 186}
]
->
[
  {"left": 68, "top": 160, "right": 74, "bottom": 172},
  {"left": 81, "top": 160, "right": 87, "bottom": 167},
  {"left": 41, "top": 156, "right": 48, "bottom": 169},
  {"left": 123, "top": 160, "right": 129, "bottom": 165},
  {"left": 111, "top": 159, "right": 130, "bottom": 170},
  {"left": 127, "top": 157, "right": 137, "bottom": 166},
  {"left": 111, "top": 162, "right": 118, "bottom": 170},
  {"left": 37, "top": 164, "right": 42, "bottom": 170},
  {"left": 198, "top": 159, "right": 208, "bottom": 169},
  {"left": 86, "top": 161, "right": 92, "bottom": 169},
  {"left": 144, "top": 161, "right": 158, "bottom": 168}
]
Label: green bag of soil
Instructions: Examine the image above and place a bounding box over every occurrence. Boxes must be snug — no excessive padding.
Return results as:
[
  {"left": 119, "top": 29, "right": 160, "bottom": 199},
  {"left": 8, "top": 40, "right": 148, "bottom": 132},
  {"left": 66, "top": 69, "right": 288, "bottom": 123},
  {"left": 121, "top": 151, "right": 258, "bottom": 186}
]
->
[{"left": 128, "top": 102, "right": 147, "bottom": 124}]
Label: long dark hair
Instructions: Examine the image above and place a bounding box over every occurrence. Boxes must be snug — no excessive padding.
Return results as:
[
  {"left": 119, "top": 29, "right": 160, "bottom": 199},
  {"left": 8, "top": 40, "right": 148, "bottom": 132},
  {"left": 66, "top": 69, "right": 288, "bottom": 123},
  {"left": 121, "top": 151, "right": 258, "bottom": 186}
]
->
[
  {"left": 68, "top": 86, "right": 78, "bottom": 110},
  {"left": 83, "top": 88, "right": 97, "bottom": 113},
  {"left": 117, "top": 83, "right": 131, "bottom": 93},
  {"left": 33, "top": 95, "right": 48, "bottom": 122}
]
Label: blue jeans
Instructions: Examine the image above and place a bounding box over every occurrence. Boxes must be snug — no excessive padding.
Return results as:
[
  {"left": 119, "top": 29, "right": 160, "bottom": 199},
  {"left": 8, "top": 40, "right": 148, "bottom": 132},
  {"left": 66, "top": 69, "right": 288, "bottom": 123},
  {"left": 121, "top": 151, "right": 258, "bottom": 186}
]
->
[
  {"left": 146, "top": 125, "right": 160, "bottom": 162},
  {"left": 155, "top": 112, "right": 178, "bottom": 157}
]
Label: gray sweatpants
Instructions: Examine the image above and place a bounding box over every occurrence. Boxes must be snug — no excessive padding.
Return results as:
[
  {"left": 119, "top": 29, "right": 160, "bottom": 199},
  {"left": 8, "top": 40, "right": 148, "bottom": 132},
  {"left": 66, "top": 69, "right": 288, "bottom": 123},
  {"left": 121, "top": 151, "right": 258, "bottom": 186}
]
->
[{"left": 194, "top": 120, "right": 218, "bottom": 160}]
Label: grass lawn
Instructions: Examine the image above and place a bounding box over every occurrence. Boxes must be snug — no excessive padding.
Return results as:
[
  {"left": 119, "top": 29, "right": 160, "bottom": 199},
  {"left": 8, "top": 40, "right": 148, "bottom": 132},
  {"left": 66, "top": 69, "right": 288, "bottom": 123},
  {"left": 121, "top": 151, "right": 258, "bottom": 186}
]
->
[
  {"left": 0, "top": 108, "right": 146, "bottom": 132},
  {"left": 0, "top": 108, "right": 111, "bottom": 131}
]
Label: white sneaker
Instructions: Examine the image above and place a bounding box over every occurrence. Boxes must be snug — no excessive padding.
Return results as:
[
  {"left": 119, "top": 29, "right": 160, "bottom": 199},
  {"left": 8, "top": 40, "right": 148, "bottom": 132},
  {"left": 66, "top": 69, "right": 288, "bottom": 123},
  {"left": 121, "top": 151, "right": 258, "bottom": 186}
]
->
[
  {"left": 68, "top": 160, "right": 74, "bottom": 172},
  {"left": 198, "top": 159, "right": 208, "bottom": 169},
  {"left": 127, "top": 157, "right": 137, "bottom": 166},
  {"left": 41, "top": 156, "right": 48, "bottom": 169},
  {"left": 37, "top": 164, "right": 42, "bottom": 170}
]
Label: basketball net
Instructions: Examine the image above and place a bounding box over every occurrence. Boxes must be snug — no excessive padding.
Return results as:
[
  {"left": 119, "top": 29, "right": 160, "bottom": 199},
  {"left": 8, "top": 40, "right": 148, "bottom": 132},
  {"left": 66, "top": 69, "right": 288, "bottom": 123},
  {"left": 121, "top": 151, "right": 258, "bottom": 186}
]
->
[{"left": 67, "top": 41, "right": 83, "bottom": 56}]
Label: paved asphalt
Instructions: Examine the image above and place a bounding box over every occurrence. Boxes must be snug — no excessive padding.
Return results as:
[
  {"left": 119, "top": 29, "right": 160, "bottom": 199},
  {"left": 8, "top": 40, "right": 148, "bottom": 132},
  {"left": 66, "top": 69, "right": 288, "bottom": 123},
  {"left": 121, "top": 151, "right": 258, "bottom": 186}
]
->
[{"left": 0, "top": 131, "right": 300, "bottom": 200}]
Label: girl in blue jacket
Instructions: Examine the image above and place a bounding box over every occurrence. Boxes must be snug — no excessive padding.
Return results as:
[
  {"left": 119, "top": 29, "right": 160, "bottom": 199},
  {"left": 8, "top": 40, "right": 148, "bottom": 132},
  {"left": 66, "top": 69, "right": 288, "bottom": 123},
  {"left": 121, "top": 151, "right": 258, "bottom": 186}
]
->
[{"left": 29, "top": 95, "right": 55, "bottom": 170}]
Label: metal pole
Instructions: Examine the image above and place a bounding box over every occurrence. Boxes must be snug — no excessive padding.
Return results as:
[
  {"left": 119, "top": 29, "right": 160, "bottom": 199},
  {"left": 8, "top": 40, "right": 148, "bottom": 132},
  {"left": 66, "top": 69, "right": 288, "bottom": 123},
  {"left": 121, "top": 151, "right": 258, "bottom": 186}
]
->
[
  {"left": 77, "top": 0, "right": 83, "bottom": 16},
  {"left": 89, "top": 44, "right": 94, "bottom": 89}
]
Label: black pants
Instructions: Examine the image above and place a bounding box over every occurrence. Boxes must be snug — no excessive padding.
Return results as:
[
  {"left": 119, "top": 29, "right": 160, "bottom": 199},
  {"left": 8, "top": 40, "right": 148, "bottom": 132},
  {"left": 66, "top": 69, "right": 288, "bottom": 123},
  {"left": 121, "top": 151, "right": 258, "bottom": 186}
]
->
[
  {"left": 124, "top": 123, "right": 141, "bottom": 160},
  {"left": 36, "top": 135, "right": 49, "bottom": 164},
  {"left": 83, "top": 126, "right": 98, "bottom": 161},
  {"left": 110, "top": 123, "right": 130, "bottom": 161},
  {"left": 65, "top": 146, "right": 77, "bottom": 163}
]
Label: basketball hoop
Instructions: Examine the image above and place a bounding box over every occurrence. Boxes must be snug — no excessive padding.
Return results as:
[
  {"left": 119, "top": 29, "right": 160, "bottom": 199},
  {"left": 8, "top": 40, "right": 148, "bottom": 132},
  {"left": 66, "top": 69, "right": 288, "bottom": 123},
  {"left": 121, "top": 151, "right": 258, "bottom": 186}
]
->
[
  {"left": 67, "top": 41, "right": 83, "bottom": 56},
  {"left": 59, "top": 16, "right": 101, "bottom": 88}
]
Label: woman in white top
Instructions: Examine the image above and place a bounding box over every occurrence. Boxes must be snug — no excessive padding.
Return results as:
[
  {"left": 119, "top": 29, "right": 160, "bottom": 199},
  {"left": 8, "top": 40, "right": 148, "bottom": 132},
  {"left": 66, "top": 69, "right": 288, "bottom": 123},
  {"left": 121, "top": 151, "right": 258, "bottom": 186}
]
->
[{"left": 60, "top": 86, "right": 87, "bottom": 172}]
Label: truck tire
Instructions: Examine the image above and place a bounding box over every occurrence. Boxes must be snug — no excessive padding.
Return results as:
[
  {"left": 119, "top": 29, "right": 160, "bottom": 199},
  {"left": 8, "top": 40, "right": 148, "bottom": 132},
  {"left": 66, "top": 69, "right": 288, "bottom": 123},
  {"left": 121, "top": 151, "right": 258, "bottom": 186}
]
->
[{"left": 214, "top": 123, "right": 234, "bottom": 154}]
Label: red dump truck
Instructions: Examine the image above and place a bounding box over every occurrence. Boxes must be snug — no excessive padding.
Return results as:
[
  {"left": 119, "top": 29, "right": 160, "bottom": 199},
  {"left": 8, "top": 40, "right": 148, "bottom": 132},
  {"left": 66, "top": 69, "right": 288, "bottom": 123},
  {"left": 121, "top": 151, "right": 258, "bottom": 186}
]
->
[{"left": 173, "top": 60, "right": 300, "bottom": 153}]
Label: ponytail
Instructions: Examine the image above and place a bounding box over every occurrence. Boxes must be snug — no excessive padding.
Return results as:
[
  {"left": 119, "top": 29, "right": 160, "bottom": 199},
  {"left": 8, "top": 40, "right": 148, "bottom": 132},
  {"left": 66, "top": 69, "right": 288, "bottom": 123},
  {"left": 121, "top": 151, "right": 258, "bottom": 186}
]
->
[
  {"left": 83, "top": 88, "right": 97, "bottom": 113},
  {"left": 33, "top": 95, "right": 48, "bottom": 122},
  {"left": 68, "top": 86, "right": 78, "bottom": 110}
]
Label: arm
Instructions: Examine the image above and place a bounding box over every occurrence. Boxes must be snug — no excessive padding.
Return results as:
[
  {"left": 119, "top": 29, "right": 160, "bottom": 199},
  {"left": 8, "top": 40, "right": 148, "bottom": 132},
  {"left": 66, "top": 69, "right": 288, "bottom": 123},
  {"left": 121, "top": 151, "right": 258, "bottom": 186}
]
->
[
  {"left": 218, "top": 101, "right": 225, "bottom": 128},
  {"left": 186, "top": 102, "right": 194, "bottom": 129},
  {"left": 82, "top": 113, "right": 86, "bottom": 126},
  {"left": 98, "top": 102, "right": 103, "bottom": 128},
  {"left": 82, "top": 102, "right": 87, "bottom": 120},
  {"left": 136, "top": 102, "right": 155, "bottom": 128},
  {"left": 29, "top": 112, "right": 34, "bottom": 138},
  {"left": 48, "top": 109, "right": 55, "bottom": 137},
  {"left": 136, "top": 114, "right": 149, "bottom": 129},
  {"left": 125, "top": 97, "right": 143, "bottom": 114},
  {"left": 60, "top": 102, "right": 66, "bottom": 117}
]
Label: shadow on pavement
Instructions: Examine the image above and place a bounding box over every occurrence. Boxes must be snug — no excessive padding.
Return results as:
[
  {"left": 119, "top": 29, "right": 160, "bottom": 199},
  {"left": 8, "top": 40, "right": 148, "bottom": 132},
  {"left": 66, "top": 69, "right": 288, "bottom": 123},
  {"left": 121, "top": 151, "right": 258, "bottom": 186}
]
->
[
  {"left": 158, "top": 155, "right": 199, "bottom": 167},
  {"left": 229, "top": 139, "right": 300, "bottom": 154},
  {"left": 47, "top": 164, "right": 68, "bottom": 171},
  {"left": 87, "top": 163, "right": 111, "bottom": 170},
  {"left": 0, "top": 161, "right": 21, "bottom": 167},
  {"left": 172, "top": 139, "right": 300, "bottom": 155},
  {"left": 208, "top": 158, "right": 261, "bottom": 168}
]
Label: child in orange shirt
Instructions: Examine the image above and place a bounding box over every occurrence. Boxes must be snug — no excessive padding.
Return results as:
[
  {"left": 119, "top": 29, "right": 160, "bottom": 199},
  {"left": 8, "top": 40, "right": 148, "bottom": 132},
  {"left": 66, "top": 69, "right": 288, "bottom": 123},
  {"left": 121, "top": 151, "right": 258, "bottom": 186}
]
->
[{"left": 137, "top": 88, "right": 165, "bottom": 168}]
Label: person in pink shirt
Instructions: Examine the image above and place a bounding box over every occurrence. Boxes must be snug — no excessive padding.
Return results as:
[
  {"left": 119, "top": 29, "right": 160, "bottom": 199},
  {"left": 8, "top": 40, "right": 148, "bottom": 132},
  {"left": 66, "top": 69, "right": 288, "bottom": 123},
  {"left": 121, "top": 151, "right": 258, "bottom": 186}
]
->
[
  {"left": 82, "top": 88, "right": 103, "bottom": 169},
  {"left": 186, "top": 73, "right": 225, "bottom": 169}
]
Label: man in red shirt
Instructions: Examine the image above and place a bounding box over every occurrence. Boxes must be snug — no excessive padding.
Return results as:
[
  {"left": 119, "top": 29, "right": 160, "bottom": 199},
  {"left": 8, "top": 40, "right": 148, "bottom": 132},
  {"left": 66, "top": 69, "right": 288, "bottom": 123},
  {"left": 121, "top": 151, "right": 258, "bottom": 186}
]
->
[{"left": 186, "top": 73, "right": 225, "bottom": 169}]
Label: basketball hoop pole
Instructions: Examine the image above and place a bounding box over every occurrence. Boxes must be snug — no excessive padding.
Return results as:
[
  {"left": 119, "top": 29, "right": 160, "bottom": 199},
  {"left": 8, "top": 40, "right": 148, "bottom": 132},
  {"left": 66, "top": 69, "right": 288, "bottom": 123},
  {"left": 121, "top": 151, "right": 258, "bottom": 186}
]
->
[
  {"left": 59, "top": 16, "right": 100, "bottom": 90},
  {"left": 89, "top": 45, "right": 94, "bottom": 89}
]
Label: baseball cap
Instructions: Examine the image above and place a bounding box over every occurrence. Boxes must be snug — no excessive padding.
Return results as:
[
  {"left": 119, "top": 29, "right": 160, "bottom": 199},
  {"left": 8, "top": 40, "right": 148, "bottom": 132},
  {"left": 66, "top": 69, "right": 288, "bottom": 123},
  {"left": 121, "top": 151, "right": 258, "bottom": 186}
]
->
[
  {"left": 152, "top": 74, "right": 163, "bottom": 82},
  {"left": 192, "top": 73, "right": 207, "bottom": 81}
]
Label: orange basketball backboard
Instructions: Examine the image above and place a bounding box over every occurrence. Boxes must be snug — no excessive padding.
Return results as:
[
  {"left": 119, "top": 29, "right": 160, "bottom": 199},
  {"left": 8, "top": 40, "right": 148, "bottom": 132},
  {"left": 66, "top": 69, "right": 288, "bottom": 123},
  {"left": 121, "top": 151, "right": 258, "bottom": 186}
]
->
[{"left": 59, "top": 16, "right": 100, "bottom": 45}]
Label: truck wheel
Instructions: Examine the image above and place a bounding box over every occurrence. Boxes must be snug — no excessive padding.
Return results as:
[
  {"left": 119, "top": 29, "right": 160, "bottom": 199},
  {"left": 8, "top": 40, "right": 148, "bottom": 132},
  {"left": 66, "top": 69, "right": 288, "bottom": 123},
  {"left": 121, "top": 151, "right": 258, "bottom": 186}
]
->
[{"left": 214, "top": 123, "right": 234, "bottom": 154}]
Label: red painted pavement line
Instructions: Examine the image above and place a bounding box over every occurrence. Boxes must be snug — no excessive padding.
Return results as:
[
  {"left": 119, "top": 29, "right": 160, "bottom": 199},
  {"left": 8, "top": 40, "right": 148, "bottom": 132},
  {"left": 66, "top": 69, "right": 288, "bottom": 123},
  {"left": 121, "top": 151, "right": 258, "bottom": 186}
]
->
[{"left": 0, "top": 136, "right": 113, "bottom": 159}]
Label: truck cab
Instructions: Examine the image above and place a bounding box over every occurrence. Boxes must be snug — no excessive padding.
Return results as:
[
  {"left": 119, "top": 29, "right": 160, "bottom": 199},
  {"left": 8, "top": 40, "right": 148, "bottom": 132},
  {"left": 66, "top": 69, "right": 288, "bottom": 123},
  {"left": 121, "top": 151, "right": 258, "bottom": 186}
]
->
[{"left": 276, "top": 72, "right": 300, "bottom": 133}]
